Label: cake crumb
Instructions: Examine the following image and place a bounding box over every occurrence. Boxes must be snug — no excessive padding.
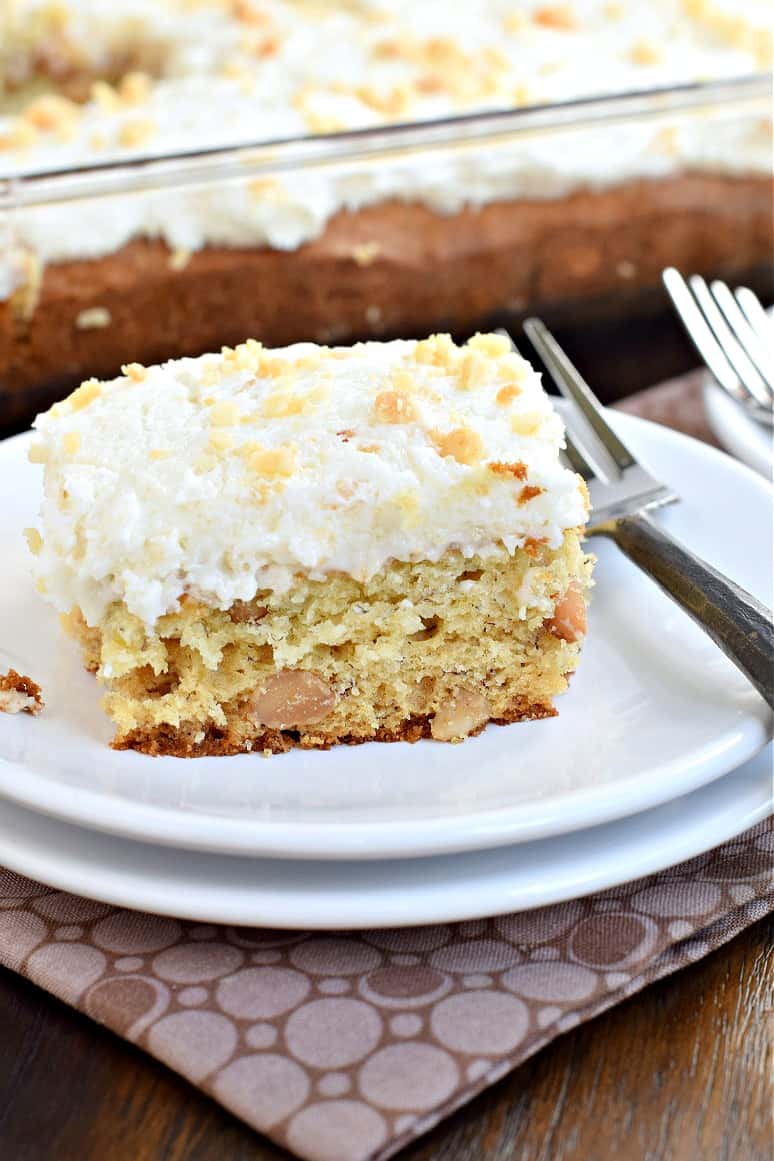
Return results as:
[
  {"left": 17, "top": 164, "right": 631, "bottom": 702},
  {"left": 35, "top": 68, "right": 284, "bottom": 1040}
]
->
[
  {"left": 75, "top": 307, "right": 112, "bottom": 330},
  {"left": 10, "top": 251, "right": 43, "bottom": 321},
  {"left": 168, "top": 248, "right": 193, "bottom": 272},
  {"left": 352, "top": 241, "right": 382, "bottom": 267},
  {"left": 0, "top": 669, "right": 44, "bottom": 715}
]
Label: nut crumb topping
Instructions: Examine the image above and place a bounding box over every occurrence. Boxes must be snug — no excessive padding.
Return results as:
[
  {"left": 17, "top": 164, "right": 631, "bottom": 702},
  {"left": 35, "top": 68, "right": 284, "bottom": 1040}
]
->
[
  {"left": 25, "top": 527, "right": 43, "bottom": 555},
  {"left": 209, "top": 430, "right": 234, "bottom": 451},
  {"left": 231, "top": 0, "right": 270, "bottom": 26},
  {"left": 119, "top": 119, "right": 156, "bottom": 148},
  {"left": 67, "top": 379, "right": 102, "bottom": 411},
  {"left": 63, "top": 431, "right": 81, "bottom": 457},
  {"left": 432, "top": 426, "right": 485, "bottom": 465},
  {"left": 91, "top": 80, "right": 121, "bottom": 111},
  {"left": 414, "top": 334, "right": 455, "bottom": 366},
  {"left": 244, "top": 443, "right": 296, "bottom": 477},
  {"left": 458, "top": 350, "right": 489, "bottom": 391},
  {"left": 496, "top": 384, "right": 521, "bottom": 405},
  {"left": 122, "top": 363, "right": 147, "bottom": 382},
  {"left": 119, "top": 71, "right": 152, "bottom": 104},
  {"left": 30, "top": 337, "right": 587, "bottom": 625},
  {"left": 374, "top": 390, "right": 418, "bottom": 424},
  {"left": 23, "top": 94, "right": 80, "bottom": 131},
  {"left": 194, "top": 452, "right": 218, "bottom": 473},
  {"left": 28, "top": 443, "right": 48, "bottom": 464},
  {"left": 208, "top": 400, "right": 241, "bottom": 425},
  {"left": 511, "top": 412, "right": 543, "bottom": 436},
  {"left": 259, "top": 355, "right": 292, "bottom": 378},
  {"left": 630, "top": 38, "right": 662, "bottom": 65},
  {"left": 0, "top": 122, "right": 39, "bottom": 150},
  {"left": 518, "top": 484, "right": 545, "bottom": 504},
  {"left": 390, "top": 369, "right": 416, "bottom": 394},
  {"left": 261, "top": 391, "right": 305, "bottom": 418},
  {"left": 524, "top": 536, "right": 548, "bottom": 558},
  {"left": 533, "top": 5, "right": 577, "bottom": 30},
  {"left": 489, "top": 460, "right": 528, "bottom": 479},
  {"left": 504, "top": 12, "right": 526, "bottom": 33},
  {"left": 468, "top": 333, "right": 512, "bottom": 357}
]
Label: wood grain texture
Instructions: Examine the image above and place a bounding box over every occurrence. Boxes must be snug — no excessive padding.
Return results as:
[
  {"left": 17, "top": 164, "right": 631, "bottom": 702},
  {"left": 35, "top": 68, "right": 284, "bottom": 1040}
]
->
[{"left": 0, "top": 918, "right": 771, "bottom": 1161}]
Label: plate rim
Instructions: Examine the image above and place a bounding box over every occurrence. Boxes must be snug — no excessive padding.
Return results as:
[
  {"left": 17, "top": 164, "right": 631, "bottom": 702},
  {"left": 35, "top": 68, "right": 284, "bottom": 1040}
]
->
[
  {"left": 0, "top": 747, "right": 770, "bottom": 928},
  {"left": 0, "top": 413, "right": 771, "bottom": 860}
]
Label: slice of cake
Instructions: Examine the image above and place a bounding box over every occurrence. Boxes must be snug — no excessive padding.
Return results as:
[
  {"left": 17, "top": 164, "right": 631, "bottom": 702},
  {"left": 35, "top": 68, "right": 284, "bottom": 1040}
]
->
[{"left": 27, "top": 333, "right": 592, "bottom": 756}]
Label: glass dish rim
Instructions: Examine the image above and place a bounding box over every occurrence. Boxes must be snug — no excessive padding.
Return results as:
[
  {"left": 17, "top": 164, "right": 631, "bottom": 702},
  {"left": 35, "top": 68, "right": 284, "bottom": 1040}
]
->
[{"left": 0, "top": 72, "right": 769, "bottom": 210}]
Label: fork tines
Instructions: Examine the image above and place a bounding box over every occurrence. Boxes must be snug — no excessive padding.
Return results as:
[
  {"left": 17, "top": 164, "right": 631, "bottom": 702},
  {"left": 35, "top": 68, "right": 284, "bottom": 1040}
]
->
[
  {"left": 523, "top": 318, "right": 675, "bottom": 527},
  {"left": 663, "top": 268, "right": 774, "bottom": 423}
]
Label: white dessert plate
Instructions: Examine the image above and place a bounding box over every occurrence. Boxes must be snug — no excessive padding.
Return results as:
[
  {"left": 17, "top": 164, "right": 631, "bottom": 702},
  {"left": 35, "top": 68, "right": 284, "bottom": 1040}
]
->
[
  {"left": 0, "top": 413, "right": 771, "bottom": 861},
  {"left": 0, "top": 745, "right": 769, "bottom": 928}
]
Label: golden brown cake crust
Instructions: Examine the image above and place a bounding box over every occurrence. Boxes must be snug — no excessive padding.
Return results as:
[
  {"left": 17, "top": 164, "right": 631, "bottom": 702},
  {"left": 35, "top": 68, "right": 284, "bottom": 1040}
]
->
[
  {"left": 2, "top": 172, "right": 771, "bottom": 428},
  {"left": 0, "top": 667, "right": 44, "bottom": 714},
  {"left": 113, "top": 697, "right": 558, "bottom": 757}
]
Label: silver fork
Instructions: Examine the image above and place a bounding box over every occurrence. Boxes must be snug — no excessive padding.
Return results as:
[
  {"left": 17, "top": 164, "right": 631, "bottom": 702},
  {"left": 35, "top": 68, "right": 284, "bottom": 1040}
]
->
[
  {"left": 662, "top": 268, "right": 774, "bottom": 427},
  {"left": 522, "top": 318, "right": 774, "bottom": 710}
]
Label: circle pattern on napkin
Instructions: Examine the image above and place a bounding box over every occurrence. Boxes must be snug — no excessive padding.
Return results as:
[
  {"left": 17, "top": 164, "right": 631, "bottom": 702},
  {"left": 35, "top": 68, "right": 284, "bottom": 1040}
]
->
[{"left": 0, "top": 822, "right": 772, "bottom": 1161}]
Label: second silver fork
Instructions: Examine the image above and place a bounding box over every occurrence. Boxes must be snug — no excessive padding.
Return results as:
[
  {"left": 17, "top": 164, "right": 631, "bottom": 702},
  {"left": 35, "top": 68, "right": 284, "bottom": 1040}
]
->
[{"left": 663, "top": 268, "right": 774, "bottom": 427}]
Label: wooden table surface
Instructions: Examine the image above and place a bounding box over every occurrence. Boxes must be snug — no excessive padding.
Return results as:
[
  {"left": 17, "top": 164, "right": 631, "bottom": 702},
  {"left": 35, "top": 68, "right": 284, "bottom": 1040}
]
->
[
  {"left": 2, "top": 310, "right": 772, "bottom": 1161},
  {"left": 1, "top": 917, "right": 771, "bottom": 1161}
]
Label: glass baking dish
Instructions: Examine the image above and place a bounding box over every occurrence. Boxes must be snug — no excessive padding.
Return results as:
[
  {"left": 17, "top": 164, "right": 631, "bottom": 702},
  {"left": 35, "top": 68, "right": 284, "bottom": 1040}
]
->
[{"left": 1, "top": 73, "right": 771, "bottom": 430}]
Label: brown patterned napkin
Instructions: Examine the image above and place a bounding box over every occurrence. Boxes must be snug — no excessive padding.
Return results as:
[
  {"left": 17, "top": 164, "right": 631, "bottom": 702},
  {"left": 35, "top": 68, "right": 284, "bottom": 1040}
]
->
[
  {"left": 1, "top": 822, "right": 772, "bottom": 1161},
  {"left": 1, "top": 377, "right": 771, "bottom": 1161}
]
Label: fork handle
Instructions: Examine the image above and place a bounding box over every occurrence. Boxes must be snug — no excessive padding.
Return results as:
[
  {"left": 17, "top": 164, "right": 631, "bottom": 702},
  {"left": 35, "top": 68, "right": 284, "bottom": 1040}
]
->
[{"left": 599, "top": 510, "right": 774, "bottom": 710}]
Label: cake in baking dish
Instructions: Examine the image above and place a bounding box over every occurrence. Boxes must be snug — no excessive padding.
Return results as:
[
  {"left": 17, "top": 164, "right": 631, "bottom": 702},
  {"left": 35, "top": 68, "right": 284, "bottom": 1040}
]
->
[
  {"left": 26, "top": 332, "right": 593, "bottom": 755},
  {"left": 0, "top": 1, "right": 771, "bottom": 424}
]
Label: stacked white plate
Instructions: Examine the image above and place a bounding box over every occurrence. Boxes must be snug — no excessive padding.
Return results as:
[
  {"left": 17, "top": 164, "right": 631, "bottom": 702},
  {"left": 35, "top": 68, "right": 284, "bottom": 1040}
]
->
[{"left": 0, "top": 413, "right": 771, "bottom": 929}]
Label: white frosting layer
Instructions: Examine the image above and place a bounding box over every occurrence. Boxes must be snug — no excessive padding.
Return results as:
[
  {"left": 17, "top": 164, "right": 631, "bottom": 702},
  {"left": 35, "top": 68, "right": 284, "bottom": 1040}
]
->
[
  {"left": 1, "top": 0, "right": 770, "bottom": 299},
  {"left": 29, "top": 335, "right": 588, "bottom": 627}
]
